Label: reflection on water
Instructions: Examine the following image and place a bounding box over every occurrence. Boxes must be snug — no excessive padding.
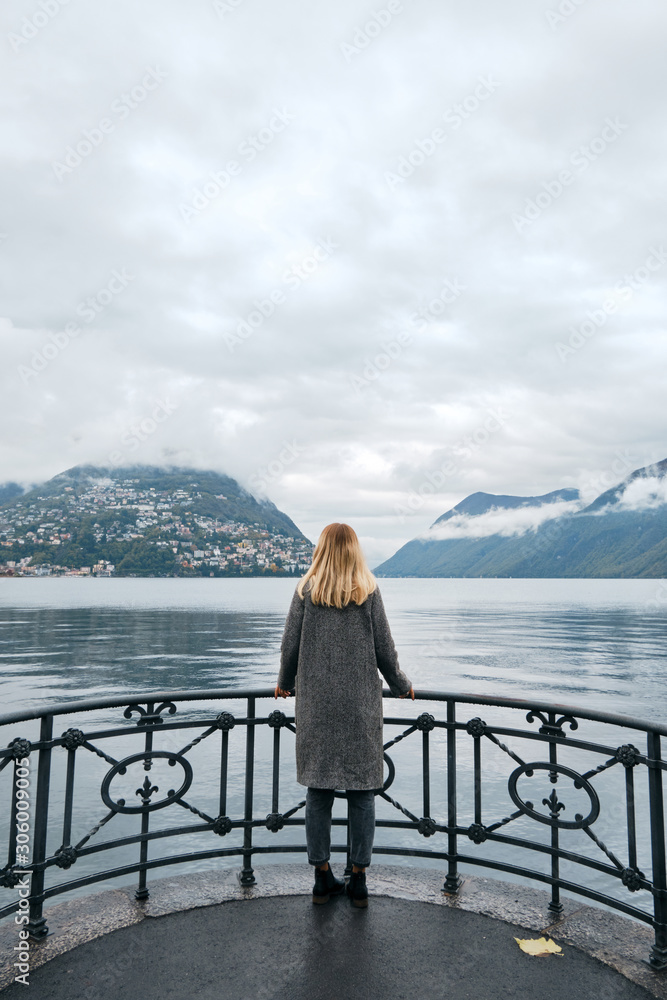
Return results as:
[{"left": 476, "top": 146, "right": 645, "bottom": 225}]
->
[
  {"left": 0, "top": 606, "right": 284, "bottom": 708},
  {"left": 0, "top": 577, "right": 666, "bottom": 722}
]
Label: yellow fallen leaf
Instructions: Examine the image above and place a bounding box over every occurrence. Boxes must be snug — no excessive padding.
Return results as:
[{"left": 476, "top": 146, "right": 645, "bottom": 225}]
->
[{"left": 514, "top": 937, "right": 563, "bottom": 957}]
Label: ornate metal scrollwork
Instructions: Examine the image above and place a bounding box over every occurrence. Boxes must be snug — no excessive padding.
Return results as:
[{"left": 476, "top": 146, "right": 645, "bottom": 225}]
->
[
  {"left": 615, "top": 744, "right": 640, "bottom": 768},
  {"left": 621, "top": 866, "right": 645, "bottom": 892},
  {"left": 136, "top": 776, "right": 159, "bottom": 804},
  {"left": 267, "top": 711, "right": 287, "bottom": 729},
  {"left": 416, "top": 713, "right": 435, "bottom": 732},
  {"left": 61, "top": 728, "right": 86, "bottom": 750},
  {"left": 466, "top": 717, "right": 486, "bottom": 738},
  {"left": 417, "top": 817, "right": 437, "bottom": 837},
  {"left": 467, "top": 823, "right": 488, "bottom": 844},
  {"left": 542, "top": 789, "right": 566, "bottom": 820},
  {"left": 212, "top": 815, "right": 232, "bottom": 836},
  {"left": 215, "top": 711, "right": 236, "bottom": 731},
  {"left": 54, "top": 846, "right": 78, "bottom": 869},
  {"left": 526, "top": 710, "right": 578, "bottom": 737},
  {"left": 101, "top": 751, "right": 193, "bottom": 813},
  {"left": 7, "top": 737, "right": 31, "bottom": 760},
  {"left": 0, "top": 867, "right": 24, "bottom": 888},
  {"left": 123, "top": 702, "right": 177, "bottom": 726},
  {"left": 382, "top": 751, "right": 395, "bottom": 793},
  {"left": 266, "top": 812, "right": 284, "bottom": 832},
  {"left": 508, "top": 762, "right": 600, "bottom": 830}
]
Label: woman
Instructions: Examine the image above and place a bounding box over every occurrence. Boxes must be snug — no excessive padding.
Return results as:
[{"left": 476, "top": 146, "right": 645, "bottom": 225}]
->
[{"left": 275, "top": 522, "right": 414, "bottom": 908}]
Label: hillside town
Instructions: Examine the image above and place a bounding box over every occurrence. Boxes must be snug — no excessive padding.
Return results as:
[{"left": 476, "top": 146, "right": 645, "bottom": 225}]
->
[{"left": 0, "top": 475, "right": 314, "bottom": 577}]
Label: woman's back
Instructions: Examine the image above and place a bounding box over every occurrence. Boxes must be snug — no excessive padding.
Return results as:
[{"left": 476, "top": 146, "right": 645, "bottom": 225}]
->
[
  {"left": 274, "top": 522, "right": 413, "bottom": 906},
  {"left": 279, "top": 584, "right": 411, "bottom": 790}
]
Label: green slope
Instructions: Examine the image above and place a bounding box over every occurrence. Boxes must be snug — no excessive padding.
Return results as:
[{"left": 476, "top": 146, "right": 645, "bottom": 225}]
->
[
  {"left": 0, "top": 464, "right": 311, "bottom": 577},
  {"left": 6, "top": 464, "right": 306, "bottom": 539},
  {"left": 376, "top": 509, "right": 667, "bottom": 578}
]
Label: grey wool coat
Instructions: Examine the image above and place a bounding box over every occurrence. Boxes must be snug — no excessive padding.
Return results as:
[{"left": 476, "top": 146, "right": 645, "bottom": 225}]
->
[{"left": 276, "top": 585, "right": 412, "bottom": 791}]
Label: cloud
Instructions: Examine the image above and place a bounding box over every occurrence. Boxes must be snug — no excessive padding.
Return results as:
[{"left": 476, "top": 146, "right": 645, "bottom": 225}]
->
[
  {"left": 1, "top": 0, "right": 667, "bottom": 562},
  {"left": 422, "top": 499, "right": 584, "bottom": 541},
  {"left": 612, "top": 476, "right": 667, "bottom": 512}
]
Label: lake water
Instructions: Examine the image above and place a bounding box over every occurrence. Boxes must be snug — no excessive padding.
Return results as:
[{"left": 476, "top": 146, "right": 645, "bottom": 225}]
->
[
  {"left": 1, "top": 577, "right": 665, "bottom": 719},
  {"left": 0, "top": 577, "right": 666, "bottom": 923}
]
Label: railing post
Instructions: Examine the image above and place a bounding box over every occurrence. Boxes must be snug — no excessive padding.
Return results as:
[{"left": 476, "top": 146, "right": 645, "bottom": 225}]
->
[
  {"left": 219, "top": 726, "right": 229, "bottom": 818},
  {"left": 444, "top": 700, "right": 461, "bottom": 894},
  {"left": 27, "top": 715, "right": 53, "bottom": 940},
  {"left": 239, "top": 696, "right": 256, "bottom": 886},
  {"left": 647, "top": 730, "right": 667, "bottom": 970},
  {"left": 135, "top": 808, "right": 150, "bottom": 901},
  {"left": 135, "top": 707, "right": 155, "bottom": 901},
  {"left": 423, "top": 729, "right": 431, "bottom": 819},
  {"left": 547, "top": 730, "right": 563, "bottom": 915},
  {"left": 7, "top": 760, "right": 21, "bottom": 873},
  {"left": 271, "top": 726, "right": 280, "bottom": 815}
]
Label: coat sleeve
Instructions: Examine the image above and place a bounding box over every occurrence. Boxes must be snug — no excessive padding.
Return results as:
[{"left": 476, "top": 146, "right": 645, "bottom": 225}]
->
[
  {"left": 370, "top": 587, "right": 412, "bottom": 696},
  {"left": 276, "top": 587, "right": 305, "bottom": 693}
]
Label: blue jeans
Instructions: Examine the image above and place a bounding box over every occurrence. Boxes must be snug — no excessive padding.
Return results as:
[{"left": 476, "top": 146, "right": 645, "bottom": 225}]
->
[{"left": 305, "top": 787, "right": 375, "bottom": 868}]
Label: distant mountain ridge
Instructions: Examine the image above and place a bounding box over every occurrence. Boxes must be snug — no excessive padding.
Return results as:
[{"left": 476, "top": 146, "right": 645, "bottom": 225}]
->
[
  {"left": 432, "top": 488, "right": 580, "bottom": 524},
  {"left": 6, "top": 464, "right": 307, "bottom": 539},
  {"left": 375, "top": 459, "right": 667, "bottom": 578},
  {"left": 582, "top": 457, "right": 667, "bottom": 513},
  {"left": 0, "top": 464, "right": 312, "bottom": 577}
]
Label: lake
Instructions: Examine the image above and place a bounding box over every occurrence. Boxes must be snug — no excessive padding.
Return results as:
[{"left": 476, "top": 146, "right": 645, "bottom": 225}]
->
[
  {"left": 0, "top": 577, "right": 665, "bottom": 719},
  {"left": 0, "top": 577, "right": 665, "bottom": 922}
]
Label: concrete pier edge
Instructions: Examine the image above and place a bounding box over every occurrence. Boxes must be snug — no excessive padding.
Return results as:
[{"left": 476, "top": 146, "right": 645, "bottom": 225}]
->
[{"left": 0, "top": 864, "right": 665, "bottom": 997}]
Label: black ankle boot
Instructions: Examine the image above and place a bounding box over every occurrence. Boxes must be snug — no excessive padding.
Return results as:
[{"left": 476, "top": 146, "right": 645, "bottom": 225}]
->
[
  {"left": 346, "top": 870, "right": 368, "bottom": 908},
  {"left": 312, "top": 865, "right": 345, "bottom": 904}
]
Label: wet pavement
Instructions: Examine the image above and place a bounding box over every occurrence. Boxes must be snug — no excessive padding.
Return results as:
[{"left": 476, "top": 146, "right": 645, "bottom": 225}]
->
[{"left": 0, "top": 892, "right": 658, "bottom": 1000}]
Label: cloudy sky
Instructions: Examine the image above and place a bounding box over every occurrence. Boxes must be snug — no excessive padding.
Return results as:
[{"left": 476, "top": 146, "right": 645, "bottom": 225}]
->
[{"left": 2, "top": 0, "right": 666, "bottom": 563}]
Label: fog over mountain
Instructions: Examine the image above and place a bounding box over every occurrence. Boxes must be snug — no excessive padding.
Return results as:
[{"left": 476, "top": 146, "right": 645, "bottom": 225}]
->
[{"left": 425, "top": 494, "right": 583, "bottom": 541}]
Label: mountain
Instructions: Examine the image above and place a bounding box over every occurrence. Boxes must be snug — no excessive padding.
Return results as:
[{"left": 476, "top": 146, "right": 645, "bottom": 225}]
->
[
  {"left": 0, "top": 464, "right": 312, "bottom": 577},
  {"left": 375, "top": 460, "right": 667, "bottom": 578},
  {"left": 582, "top": 457, "right": 667, "bottom": 513},
  {"left": 431, "top": 488, "right": 580, "bottom": 523}
]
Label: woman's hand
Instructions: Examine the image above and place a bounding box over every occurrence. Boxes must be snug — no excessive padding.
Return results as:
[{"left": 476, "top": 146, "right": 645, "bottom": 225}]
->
[
  {"left": 399, "top": 687, "right": 415, "bottom": 700},
  {"left": 274, "top": 684, "right": 291, "bottom": 699}
]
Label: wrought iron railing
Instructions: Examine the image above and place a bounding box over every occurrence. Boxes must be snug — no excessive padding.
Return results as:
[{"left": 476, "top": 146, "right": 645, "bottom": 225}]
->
[{"left": 0, "top": 688, "right": 665, "bottom": 969}]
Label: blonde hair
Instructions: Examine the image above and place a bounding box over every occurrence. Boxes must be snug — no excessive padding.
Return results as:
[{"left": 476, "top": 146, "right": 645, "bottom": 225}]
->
[{"left": 297, "top": 523, "right": 377, "bottom": 608}]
